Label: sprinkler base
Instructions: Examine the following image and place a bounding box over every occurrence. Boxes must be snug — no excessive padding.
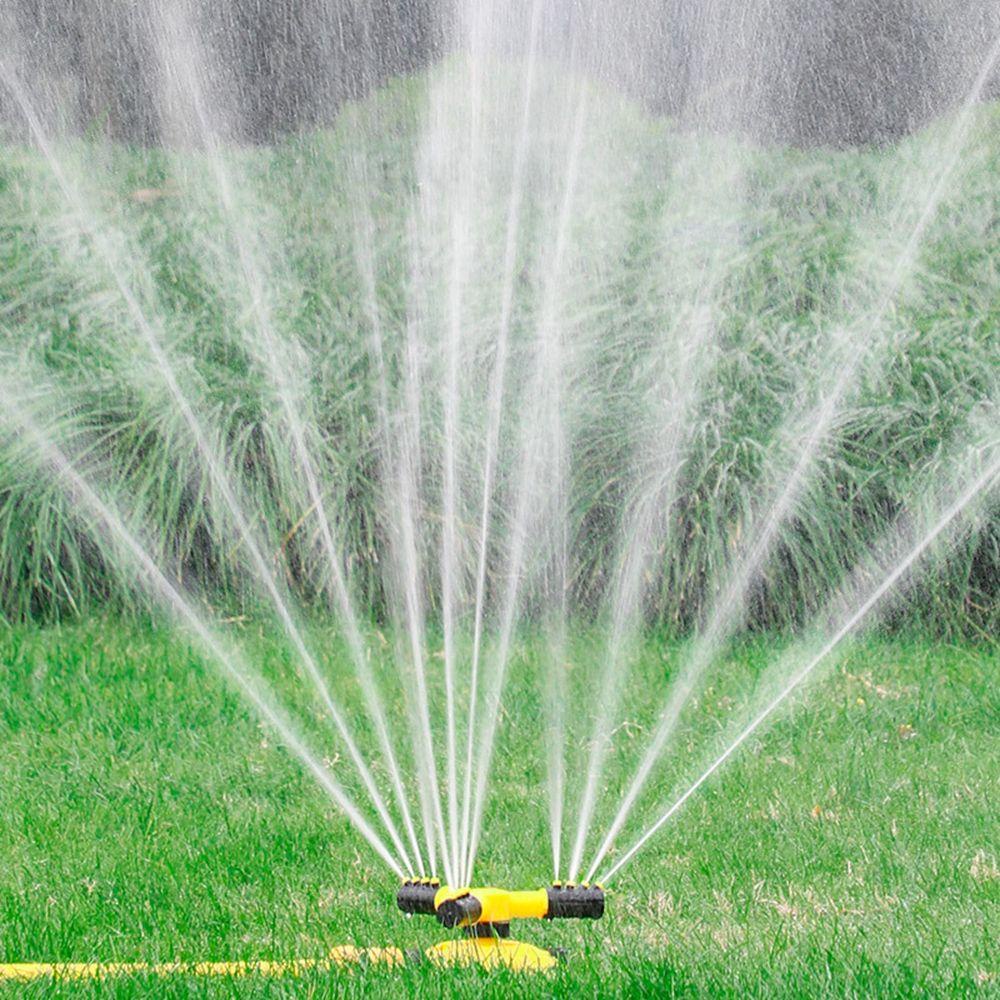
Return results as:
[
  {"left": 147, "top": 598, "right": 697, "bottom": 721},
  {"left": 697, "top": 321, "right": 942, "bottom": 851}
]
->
[
  {"left": 396, "top": 879, "right": 605, "bottom": 971},
  {"left": 426, "top": 937, "right": 559, "bottom": 971}
]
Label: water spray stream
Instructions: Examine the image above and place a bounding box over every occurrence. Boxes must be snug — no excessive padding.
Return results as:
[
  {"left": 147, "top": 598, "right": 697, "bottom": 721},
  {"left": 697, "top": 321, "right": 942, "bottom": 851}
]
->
[
  {"left": 463, "top": 79, "right": 588, "bottom": 885},
  {"left": 0, "top": 53, "right": 414, "bottom": 875},
  {"left": 538, "top": 87, "right": 589, "bottom": 882},
  {"left": 563, "top": 0, "right": 796, "bottom": 877},
  {"left": 151, "top": 3, "right": 425, "bottom": 873},
  {"left": 396, "top": 232, "right": 453, "bottom": 880},
  {"left": 432, "top": 42, "right": 486, "bottom": 879},
  {"left": 0, "top": 382, "right": 405, "bottom": 878},
  {"left": 347, "top": 175, "right": 448, "bottom": 879},
  {"left": 599, "top": 449, "right": 1000, "bottom": 885},
  {"left": 353, "top": 180, "right": 434, "bottom": 872},
  {"left": 458, "top": 0, "right": 543, "bottom": 883},
  {"left": 346, "top": 176, "right": 437, "bottom": 875},
  {"left": 287, "top": 0, "right": 432, "bottom": 873},
  {"left": 567, "top": 176, "right": 746, "bottom": 880},
  {"left": 584, "top": 26, "right": 1000, "bottom": 883}
]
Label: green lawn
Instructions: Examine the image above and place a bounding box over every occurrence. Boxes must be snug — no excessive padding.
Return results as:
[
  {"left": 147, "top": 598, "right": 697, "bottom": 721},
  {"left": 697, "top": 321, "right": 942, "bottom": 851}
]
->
[{"left": 0, "top": 620, "right": 996, "bottom": 997}]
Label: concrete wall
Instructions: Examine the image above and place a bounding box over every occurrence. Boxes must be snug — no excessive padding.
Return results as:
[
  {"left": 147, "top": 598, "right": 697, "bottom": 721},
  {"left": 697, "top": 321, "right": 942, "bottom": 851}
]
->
[{"left": 2, "top": 0, "right": 998, "bottom": 147}]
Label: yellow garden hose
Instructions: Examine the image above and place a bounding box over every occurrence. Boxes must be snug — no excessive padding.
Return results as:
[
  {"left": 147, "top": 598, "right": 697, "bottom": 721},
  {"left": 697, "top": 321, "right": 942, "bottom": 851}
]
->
[{"left": 0, "top": 947, "right": 406, "bottom": 982}]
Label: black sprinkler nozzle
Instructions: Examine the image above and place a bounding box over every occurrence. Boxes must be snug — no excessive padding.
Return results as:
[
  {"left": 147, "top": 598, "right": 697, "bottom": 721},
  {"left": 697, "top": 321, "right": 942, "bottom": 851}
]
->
[
  {"left": 396, "top": 878, "right": 440, "bottom": 916},
  {"left": 545, "top": 883, "right": 605, "bottom": 920}
]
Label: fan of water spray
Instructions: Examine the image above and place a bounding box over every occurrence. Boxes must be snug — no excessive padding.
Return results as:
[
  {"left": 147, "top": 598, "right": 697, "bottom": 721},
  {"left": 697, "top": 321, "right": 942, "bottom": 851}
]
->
[{"left": 0, "top": 0, "right": 997, "bottom": 958}]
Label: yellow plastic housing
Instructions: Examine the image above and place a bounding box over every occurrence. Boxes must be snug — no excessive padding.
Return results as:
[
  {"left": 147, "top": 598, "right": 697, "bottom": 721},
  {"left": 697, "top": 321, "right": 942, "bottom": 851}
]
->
[{"left": 433, "top": 885, "right": 550, "bottom": 925}]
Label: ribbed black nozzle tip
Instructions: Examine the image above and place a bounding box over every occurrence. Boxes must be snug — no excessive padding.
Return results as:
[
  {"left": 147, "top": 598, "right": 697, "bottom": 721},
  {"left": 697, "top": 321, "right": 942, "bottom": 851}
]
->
[
  {"left": 435, "top": 893, "right": 483, "bottom": 929},
  {"left": 546, "top": 882, "right": 605, "bottom": 920},
  {"left": 396, "top": 878, "right": 440, "bottom": 916}
]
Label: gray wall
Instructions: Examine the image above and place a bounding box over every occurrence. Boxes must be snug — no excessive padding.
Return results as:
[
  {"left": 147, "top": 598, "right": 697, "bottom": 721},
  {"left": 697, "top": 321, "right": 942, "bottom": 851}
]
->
[{"left": 2, "top": 0, "right": 999, "bottom": 147}]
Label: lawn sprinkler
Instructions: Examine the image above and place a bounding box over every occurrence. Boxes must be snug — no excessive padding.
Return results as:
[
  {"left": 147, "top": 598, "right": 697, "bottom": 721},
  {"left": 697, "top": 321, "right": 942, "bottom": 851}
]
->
[{"left": 397, "top": 877, "right": 605, "bottom": 971}]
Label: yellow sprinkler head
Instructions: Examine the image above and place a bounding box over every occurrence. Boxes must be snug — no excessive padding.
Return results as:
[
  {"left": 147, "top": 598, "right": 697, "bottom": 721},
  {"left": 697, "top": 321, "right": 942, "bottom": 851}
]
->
[
  {"left": 432, "top": 883, "right": 605, "bottom": 929},
  {"left": 396, "top": 879, "right": 605, "bottom": 970}
]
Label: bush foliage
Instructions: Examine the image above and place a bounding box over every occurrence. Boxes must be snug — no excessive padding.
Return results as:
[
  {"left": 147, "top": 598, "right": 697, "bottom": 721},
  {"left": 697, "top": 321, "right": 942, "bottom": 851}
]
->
[{"left": 0, "top": 76, "right": 996, "bottom": 632}]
